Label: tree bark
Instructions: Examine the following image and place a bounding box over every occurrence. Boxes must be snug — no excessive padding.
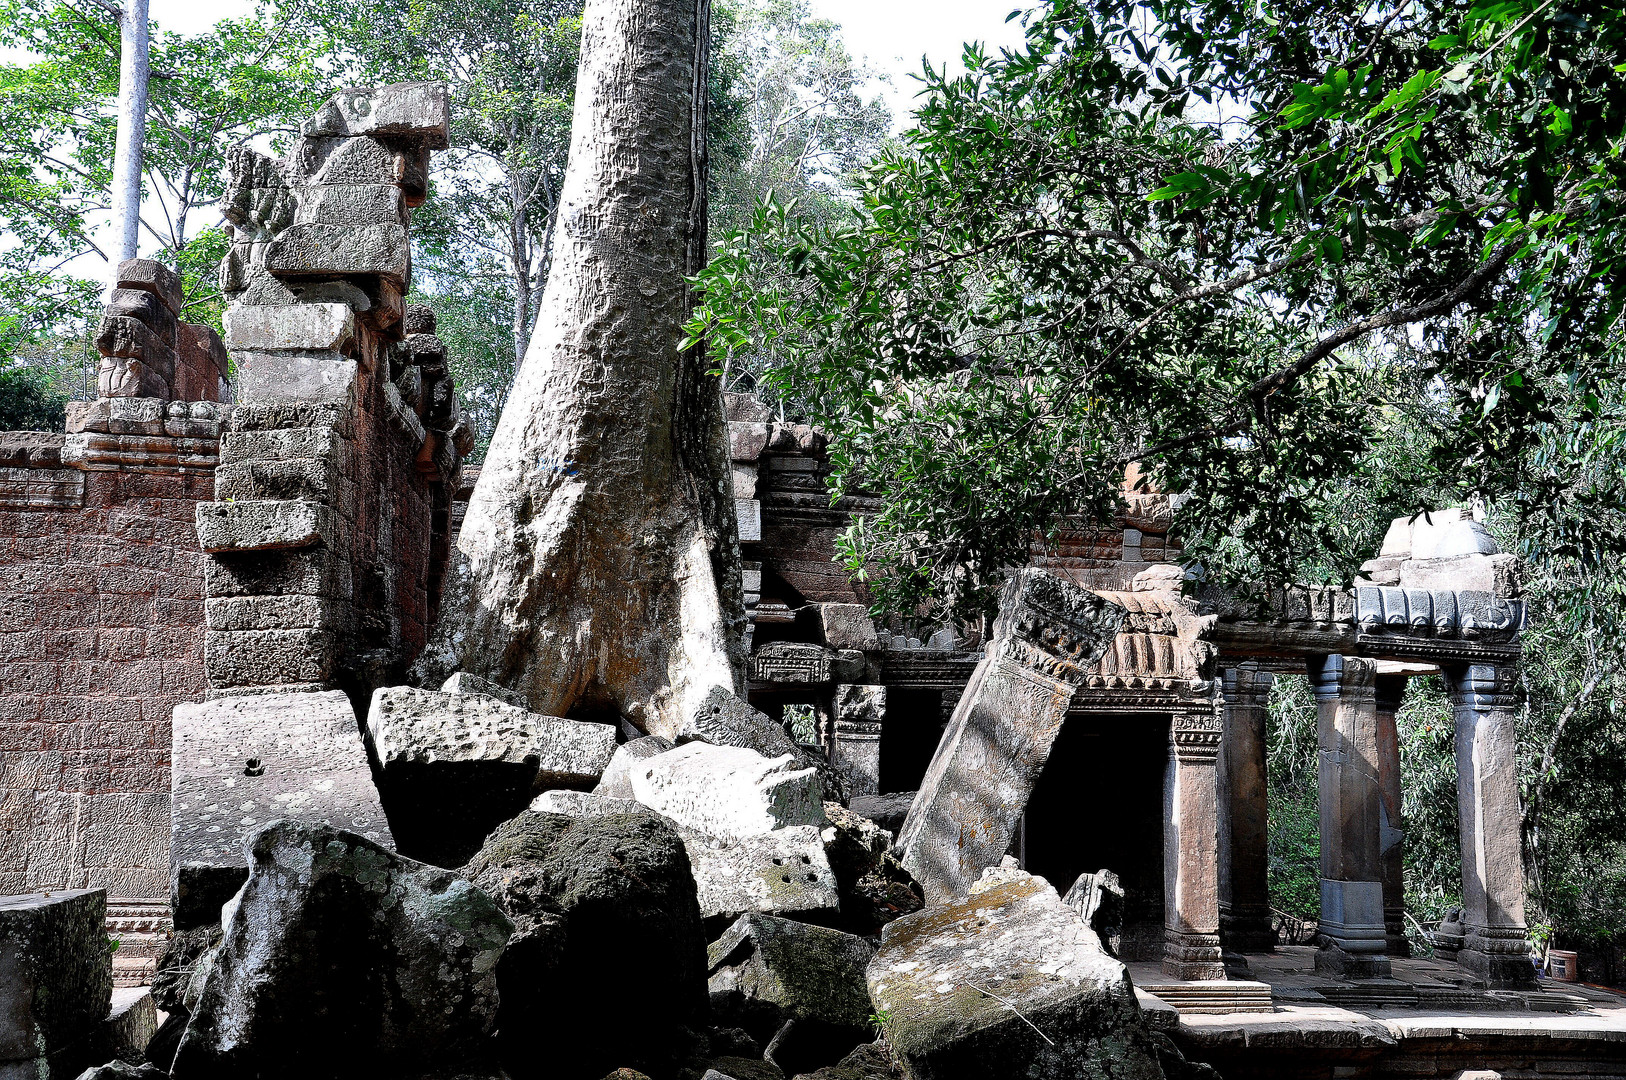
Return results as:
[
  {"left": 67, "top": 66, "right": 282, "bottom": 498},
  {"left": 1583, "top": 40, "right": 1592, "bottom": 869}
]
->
[
  {"left": 418, "top": 0, "right": 747, "bottom": 738},
  {"left": 109, "top": 0, "right": 149, "bottom": 279}
]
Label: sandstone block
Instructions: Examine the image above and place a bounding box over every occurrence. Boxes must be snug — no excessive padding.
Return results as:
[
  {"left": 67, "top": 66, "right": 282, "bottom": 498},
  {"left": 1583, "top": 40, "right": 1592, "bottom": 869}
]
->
[
  {"left": 821, "top": 802, "right": 922, "bottom": 935},
  {"left": 709, "top": 914, "right": 875, "bottom": 1076},
  {"left": 203, "top": 627, "right": 338, "bottom": 688},
  {"left": 594, "top": 735, "right": 676, "bottom": 799},
  {"left": 868, "top": 871, "right": 1162, "bottom": 1080},
  {"left": 305, "top": 82, "right": 451, "bottom": 149},
  {"left": 213, "top": 457, "right": 340, "bottom": 502},
  {"left": 195, "top": 498, "right": 333, "bottom": 553},
  {"left": 684, "top": 825, "right": 839, "bottom": 925},
  {"left": 896, "top": 569, "right": 1124, "bottom": 902},
  {"left": 115, "top": 258, "right": 184, "bottom": 314},
  {"left": 204, "top": 594, "right": 331, "bottom": 631},
  {"left": 402, "top": 303, "right": 435, "bottom": 334},
  {"left": 170, "top": 691, "right": 390, "bottom": 928},
  {"left": 678, "top": 685, "right": 801, "bottom": 760},
  {"left": 172, "top": 822, "right": 510, "bottom": 1077},
  {"left": 442, "top": 669, "right": 526, "bottom": 707},
  {"left": 263, "top": 222, "right": 410, "bottom": 282},
  {"left": 96, "top": 316, "right": 176, "bottom": 370},
  {"left": 106, "top": 289, "right": 177, "bottom": 348},
  {"left": 231, "top": 349, "right": 357, "bottom": 405},
  {"left": 203, "top": 546, "right": 349, "bottom": 600},
  {"left": 628, "top": 743, "right": 825, "bottom": 840},
  {"left": 174, "top": 323, "right": 229, "bottom": 403},
  {"left": 729, "top": 422, "right": 769, "bottom": 462},
  {"left": 223, "top": 302, "right": 355, "bottom": 353},
  {"left": 293, "top": 182, "right": 406, "bottom": 227},
  {"left": 368, "top": 686, "right": 617, "bottom": 867},
  {"left": 815, "top": 604, "right": 881, "bottom": 652},
  {"left": 218, "top": 425, "right": 343, "bottom": 467},
  {"left": 529, "top": 790, "right": 649, "bottom": 818},
  {"left": 0, "top": 890, "right": 112, "bottom": 1064}
]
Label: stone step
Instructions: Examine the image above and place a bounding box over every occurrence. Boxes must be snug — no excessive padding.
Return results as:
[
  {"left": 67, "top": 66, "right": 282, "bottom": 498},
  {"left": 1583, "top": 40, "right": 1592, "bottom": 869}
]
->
[{"left": 1139, "top": 980, "right": 1275, "bottom": 1014}]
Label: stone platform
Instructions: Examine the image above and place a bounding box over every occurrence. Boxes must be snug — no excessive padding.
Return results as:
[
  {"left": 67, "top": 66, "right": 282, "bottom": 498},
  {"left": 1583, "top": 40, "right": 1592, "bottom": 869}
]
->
[{"left": 1135, "top": 947, "right": 1626, "bottom": 1079}]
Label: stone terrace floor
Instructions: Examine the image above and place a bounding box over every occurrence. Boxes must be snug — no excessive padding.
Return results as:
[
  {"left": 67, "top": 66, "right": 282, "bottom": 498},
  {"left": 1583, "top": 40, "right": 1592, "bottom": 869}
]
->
[{"left": 1128, "top": 947, "right": 1626, "bottom": 1079}]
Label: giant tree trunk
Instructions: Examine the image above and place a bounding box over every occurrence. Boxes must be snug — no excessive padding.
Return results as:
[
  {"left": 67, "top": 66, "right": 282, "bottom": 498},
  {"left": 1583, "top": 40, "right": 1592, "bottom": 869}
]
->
[{"left": 417, "top": 0, "right": 747, "bottom": 738}]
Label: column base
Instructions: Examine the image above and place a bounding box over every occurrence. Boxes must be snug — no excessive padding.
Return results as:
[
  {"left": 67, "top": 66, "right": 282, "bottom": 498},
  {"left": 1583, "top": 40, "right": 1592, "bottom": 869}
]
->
[
  {"left": 1163, "top": 929, "right": 1225, "bottom": 981},
  {"left": 1459, "top": 925, "right": 1537, "bottom": 989},
  {"left": 1315, "top": 941, "right": 1393, "bottom": 979},
  {"left": 1385, "top": 907, "right": 1411, "bottom": 958},
  {"left": 1221, "top": 904, "right": 1278, "bottom": 953}
]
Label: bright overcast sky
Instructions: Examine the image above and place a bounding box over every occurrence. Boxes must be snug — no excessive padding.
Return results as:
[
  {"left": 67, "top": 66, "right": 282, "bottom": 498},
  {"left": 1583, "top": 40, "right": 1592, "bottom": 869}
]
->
[{"left": 145, "top": 0, "right": 1031, "bottom": 122}]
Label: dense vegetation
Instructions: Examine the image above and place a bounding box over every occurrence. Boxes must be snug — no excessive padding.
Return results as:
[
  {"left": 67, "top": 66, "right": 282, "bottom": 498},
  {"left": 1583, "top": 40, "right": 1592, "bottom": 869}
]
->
[{"left": 2, "top": 0, "right": 1623, "bottom": 972}]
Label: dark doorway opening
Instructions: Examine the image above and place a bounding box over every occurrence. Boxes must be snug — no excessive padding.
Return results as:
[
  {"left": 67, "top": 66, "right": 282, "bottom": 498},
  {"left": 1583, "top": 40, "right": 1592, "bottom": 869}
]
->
[
  {"left": 878, "top": 689, "right": 947, "bottom": 793},
  {"left": 1024, "top": 711, "right": 1169, "bottom": 962}
]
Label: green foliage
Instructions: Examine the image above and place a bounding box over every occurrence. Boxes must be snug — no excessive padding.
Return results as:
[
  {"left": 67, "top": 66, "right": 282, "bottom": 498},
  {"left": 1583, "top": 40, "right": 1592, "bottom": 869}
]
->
[
  {"left": 1266, "top": 675, "right": 1321, "bottom": 920},
  {"left": 0, "top": 362, "right": 68, "bottom": 431},
  {"left": 689, "top": 0, "right": 1626, "bottom": 624}
]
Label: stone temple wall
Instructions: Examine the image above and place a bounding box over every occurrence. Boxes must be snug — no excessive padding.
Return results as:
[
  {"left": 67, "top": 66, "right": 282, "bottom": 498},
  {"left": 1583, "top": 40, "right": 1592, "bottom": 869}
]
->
[{"left": 0, "top": 81, "right": 465, "bottom": 982}]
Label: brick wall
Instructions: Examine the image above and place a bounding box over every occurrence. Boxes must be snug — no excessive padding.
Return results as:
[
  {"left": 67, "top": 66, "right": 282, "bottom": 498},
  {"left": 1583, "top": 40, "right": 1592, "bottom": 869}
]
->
[{"left": 0, "top": 409, "right": 220, "bottom": 902}]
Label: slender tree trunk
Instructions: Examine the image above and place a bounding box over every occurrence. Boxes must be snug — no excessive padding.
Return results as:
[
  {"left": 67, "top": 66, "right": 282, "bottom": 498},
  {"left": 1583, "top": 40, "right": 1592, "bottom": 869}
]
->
[
  {"left": 109, "top": 0, "right": 149, "bottom": 281},
  {"left": 419, "top": 0, "right": 746, "bottom": 738}
]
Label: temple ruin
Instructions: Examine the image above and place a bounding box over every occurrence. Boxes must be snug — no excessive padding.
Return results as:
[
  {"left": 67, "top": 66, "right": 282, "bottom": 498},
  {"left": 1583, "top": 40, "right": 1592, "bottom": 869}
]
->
[{"left": 1, "top": 59, "right": 1623, "bottom": 1080}]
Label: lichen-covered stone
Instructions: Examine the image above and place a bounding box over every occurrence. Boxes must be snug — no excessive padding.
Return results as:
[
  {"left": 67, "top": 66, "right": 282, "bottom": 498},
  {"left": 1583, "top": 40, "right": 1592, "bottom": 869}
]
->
[
  {"left": 0, "top": 890, "right": 112, "bottom": 1063},
  {"left": 594, "top": 736, "right": 674, "bottom": 799},
  {"left": 708, "top": 914, "right": 875, "bottom": 1075},
  {"left": 685, "top": 826, "right": 840, "bottom": 926},
  {"left": 368, "top": 686, "right": 618, "bottom": 867},
  {"left": 463, "top": 811, "right": 708, "bottom": 1080},
  {"left": 867, "top": 872, "right": 1163, "bottom": 1080},
  {"left": 679, "top": 686, "right": 801, "bottom": 760},
  {"left": 171, "top": 822, "right": 511, "bottom": 1079}
]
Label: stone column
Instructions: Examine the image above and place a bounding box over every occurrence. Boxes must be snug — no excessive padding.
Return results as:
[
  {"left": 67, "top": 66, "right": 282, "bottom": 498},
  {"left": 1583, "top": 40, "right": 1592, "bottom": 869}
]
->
[
  {"left": 1447, "top": 663, "right": 1536, "bottom": 989},
  {"left": 1219, "top": 663, "right": 1275, "bottom": 953},
  {"left": 1374, "top": 672, "right": 1410, "bottom": 958},
  {"left": 1309, "top": 654, "right": 1391, "bottom": 978},
  {"left": 1164, "top": 704, "right": 1225, "bottom": 980},
  {"left": 831, "top": 684, "right": 885, "bottom": 799},
  {"left": 896, "top": 570, "right": 1123, "bottom": 903}
]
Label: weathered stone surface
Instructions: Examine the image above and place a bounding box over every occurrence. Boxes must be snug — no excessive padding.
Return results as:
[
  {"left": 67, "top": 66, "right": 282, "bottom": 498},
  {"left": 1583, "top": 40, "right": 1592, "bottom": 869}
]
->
[
  {"left": 442, "top": 670, "right": 526, "bottom": 707},
  {"left": 101, "top": 987, "right": 157, "bottom": 1066},
  {"left": 194, "top": 498, "right": 333, "bottom": 553},
  {"left": 896, "top": 569, "right": 1124, "bottom": 903},
  {"left": 629, "top": 743, "right": 826, "bottom": 840},
  {"left": 96, "top": 315, "right": 176, "bottom": 368},
  {"left": 75, "top": 1062, "right": 169, "bottom": 1080},
  {"left": 847, "top": 793, "right": 914, "bottom": 837},
  {"left": 821, "top": 802, "right": 921, "bottom": 935},
  {"left": 868, "top": 871, "right": 1163, "bottom": 1080},
  {"left": 172, "top": 822, "right": 510, "bottom": 1079},
  {"left": 170, "top": 691, "right": 390, "bottom": 929},
  {"left": 830, "top": 685, "right": 884, "bottom": 799},
  {"left": 264, "top": 222, "right": 411, "bottom": 281},
  {"left": 0, "top": 890, "right": 112, "bottom": 1063},
  {"left": 814, "top": 604, "right": 881, "bottom": 652},
  {"left": 1063, "top": 869, "right": 1126, "bottom": 958},
  {"left": 788, "top": 1043, "right": 897, "bottom": 1080},
  {"left": 463, "top": 810, "right": 707, "bottom": 1080},
  {"left": 709, "top": 914, "right": 876, "bottom": 1076},
  {"left": 530, "top": 790, "right": 649, "bottom": 818},
  {"left": 368, "top": 686, "right": 618, "bottom": 867},
  {"left": 685, "top": 826, "right": 840, "bottom": 926},
  {"left": 106, "top": 289, "right": 177, "bottom": 347},
  {"left": 115, "top": 258, "right": 185, "bottom": 314},
  {"left": 202, "top": 627, "right": 337, "bottom": 689},
  {"left": 305, "top": 82, "right": 451, "bottom": 149},
  {"left": 594, "top": 735, "right": 676, "bottom": 799},
  {"left": 679, "top": 685, "right": 802, "bottom": 759},
  {"left": 223, "top": 302, "right": 356, "bottom": 352},
  {"left": 231, "top": 349, "right": 358, "bottom": 404},
  {"left": 294, "top": 182, "right": 407, "bottom": 227}
]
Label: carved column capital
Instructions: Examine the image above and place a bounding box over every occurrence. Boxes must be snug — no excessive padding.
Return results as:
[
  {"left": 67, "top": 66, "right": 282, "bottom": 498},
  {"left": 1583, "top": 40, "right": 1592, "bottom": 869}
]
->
[
  {"left": 991, "top": 568, "right": 1125, "bottom": 687},
  {"left": 1447, "top": 662, "right": 1521, "bottom": 711},
  {"left": 1310, "top": 653, "right": 1377, "bottom": 703},
  {"left": 1171, "top": 703, "right": 1223, "bottom": 762}
]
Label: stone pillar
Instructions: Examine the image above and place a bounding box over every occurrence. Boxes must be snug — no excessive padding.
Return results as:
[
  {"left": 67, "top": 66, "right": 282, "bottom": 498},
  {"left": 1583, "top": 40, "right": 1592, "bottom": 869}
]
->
[
  {"left": 1164, "top": 705, "right": 1225, "bottom": 980},
  {"left": 831, "top": 684, "right": 885, "bottom": 799},
  {"left": 1374, "top": 672, "right": 1410, "bottom": 958},
  {"left": 896, "top": 570, "right": 1123, "bottom": 903},
  {"left": 1447, "top": 663, "right": 1536, "bottom": 989},
  {"left": 1219, "top": 663, "right": 1275, "bottom": 953},
  {"left": 1309, "top": 654, "right": 1391, "bottom": 978}
]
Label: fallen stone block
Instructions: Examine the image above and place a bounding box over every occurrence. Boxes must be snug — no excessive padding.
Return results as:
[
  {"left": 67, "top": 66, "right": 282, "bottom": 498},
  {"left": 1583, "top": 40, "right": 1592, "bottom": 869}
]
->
[
  {"left": 223, "top": 301, "right": 355, "bottom": 352},
  {"left": 629, "top": 742, "right": 826, "bottom": 839},
  {"left": 847, "top": 792, "right": 914, "bottom": 837},
  {"left": 679, "top": 685, "right": 803, "bottom": 760},
  {"left": 0, "top": 891, "right": 112, "bottom": 1070},
  {"left": 530, "top": 789, "right": 650, "bottom": 818},
  {"left": 115, "top": 257, "right": 185, "bottom": 314},
  {"left": 170, "top": 690, "right": 391, "bottom": 929},
  {"left": 75, "top": 1062, "right": 169, "bottom": 1080},
  {"left": 368, "top": 686, "right": 618, "bottom": 867},
  {"left": 101, "top": 987, "right": 157, "bottom": 1066},
  {"left": 443, "top": 669, "right": 527, "bottom": 707},
  {"left": 1063, "top": 869, "right": 1126, "bottom": 958},
  {"left": 788, "top": 1042, "right": 896, "bottom": 1080},
  {"left": 896, "top": 569, "right": 1124, "bottom": 902},
  {"left": 821, "top": 802, "right": 921, "bottom": 935},
  {"left": 194, "top": 498, "right": 334, "bottom": 553},
  {"left": 595, "top": 735, "right": 676, "bottom": 799},
  {"left": 708, "top": 914, "right": 875, "bottom": 1076},
  {"left": 464, "top": 810, "right": 707, "bottom": 1080},
  {"left": 685, "top": 825, "right": 840, "bottom": 927},
  {"left": 867, "top": 870, "right": 1162, "bottom": 1080},
  {"left": 171, "top": 822, "right": 511, "bottom": 1078}
]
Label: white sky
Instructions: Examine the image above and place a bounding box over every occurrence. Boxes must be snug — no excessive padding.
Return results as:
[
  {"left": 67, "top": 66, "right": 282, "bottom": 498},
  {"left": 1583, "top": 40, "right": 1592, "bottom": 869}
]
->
[{"left": 20, "top": 0, "right": 1030, "bottom": 271}]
